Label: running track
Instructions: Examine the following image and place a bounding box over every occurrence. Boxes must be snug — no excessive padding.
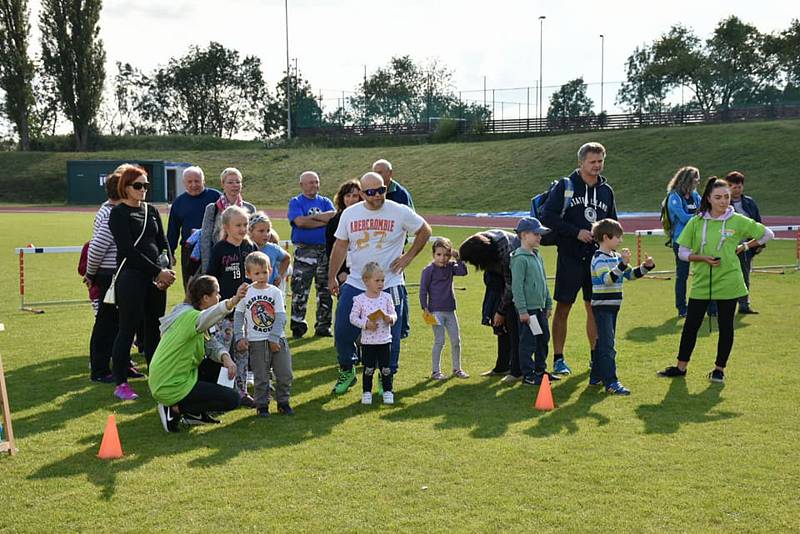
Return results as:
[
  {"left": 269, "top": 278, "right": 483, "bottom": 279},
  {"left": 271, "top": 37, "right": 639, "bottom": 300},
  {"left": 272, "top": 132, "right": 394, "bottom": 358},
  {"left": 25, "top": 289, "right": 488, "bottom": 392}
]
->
[{"left": 1, "top": 205, "right": 797, "bottom": 237}]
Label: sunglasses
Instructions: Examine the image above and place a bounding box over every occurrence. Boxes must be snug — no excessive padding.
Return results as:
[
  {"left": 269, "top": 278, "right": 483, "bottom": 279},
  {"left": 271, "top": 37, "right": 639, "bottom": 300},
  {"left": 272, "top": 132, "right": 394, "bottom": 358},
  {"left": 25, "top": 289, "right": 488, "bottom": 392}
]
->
[
  {"left": 130, "top": 182, "right": 149, "bottom": 191},
  {"left": 363, "top": 186, "right": 387, "bottom": 197}
]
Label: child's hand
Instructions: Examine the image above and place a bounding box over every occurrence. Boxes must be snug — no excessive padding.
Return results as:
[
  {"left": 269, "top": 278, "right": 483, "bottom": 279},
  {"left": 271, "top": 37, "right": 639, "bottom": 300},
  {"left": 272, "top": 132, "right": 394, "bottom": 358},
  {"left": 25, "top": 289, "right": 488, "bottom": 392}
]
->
[
  {"left": 643, "top": 255, "right": 655, "bottom": 269},
  {"left": 233, "top": 283, "right": 249, "bottom": 304},
  {"left": 236, "top": 339, "right": 249, "bottom": 352},
  {"left": 384, "top": 315, "right": 395, "bottom": 325},
  {"left": 519, "top": 312, "right": 530, "bottom": 324},
  {"left": 546, "top": 308, "right": 552, "bottom": 319},
  {"left": 365, "top": 319, "right": 378, "bottom": 331},
  {"left": 268, "top": 341, "right": 281, "bottom": 353},
  {"left": 620, "top": 248, "right": 632, "bottom": 264},
  {"left": 221, "top": 354, "right": 237, "bottom": 380},
  {"left": 450, "top": 249, "right": 460, "bottom": 261}
]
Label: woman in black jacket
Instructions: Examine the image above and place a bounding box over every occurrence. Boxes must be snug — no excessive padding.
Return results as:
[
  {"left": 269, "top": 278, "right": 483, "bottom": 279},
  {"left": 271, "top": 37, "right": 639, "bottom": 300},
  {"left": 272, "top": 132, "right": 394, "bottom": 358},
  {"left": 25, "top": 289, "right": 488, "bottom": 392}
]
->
[{"left": 109, "top": 165, "right": 176, "bottom": 401}]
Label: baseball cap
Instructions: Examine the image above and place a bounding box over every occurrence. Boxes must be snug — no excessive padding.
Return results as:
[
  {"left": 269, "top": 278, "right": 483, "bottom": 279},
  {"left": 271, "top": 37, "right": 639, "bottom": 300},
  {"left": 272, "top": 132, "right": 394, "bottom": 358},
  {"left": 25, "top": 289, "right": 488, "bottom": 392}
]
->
[{"left": 515, "top": 216, "right": 550, "bottom": 235}]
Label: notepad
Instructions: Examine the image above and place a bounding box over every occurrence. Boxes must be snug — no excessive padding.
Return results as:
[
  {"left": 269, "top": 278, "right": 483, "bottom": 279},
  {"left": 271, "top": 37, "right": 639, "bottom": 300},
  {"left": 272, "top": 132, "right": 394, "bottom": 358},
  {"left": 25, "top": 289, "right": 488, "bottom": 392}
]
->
[
  {"left": 217, "top": 367, "right": 235, "bottom": 388},
  {"left": 528, "top": 316, "right": 543, "bottom": 335},
  {"left": 422, "top": 311, "right": 439, "bottom": 326},
  {"left": 368, "top": 309, "right": 386, "bottom": 322}
]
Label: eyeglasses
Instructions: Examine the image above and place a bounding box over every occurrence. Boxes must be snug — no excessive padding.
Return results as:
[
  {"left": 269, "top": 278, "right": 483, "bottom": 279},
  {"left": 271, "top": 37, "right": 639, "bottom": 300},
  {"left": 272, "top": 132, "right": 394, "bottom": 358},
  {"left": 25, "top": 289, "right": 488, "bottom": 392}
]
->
[
  {"left": 130, "top": 182, "right": 149, "bottom": 191},
  {"left": 363, "top": 186, "right": 386, "bottom": 197}
]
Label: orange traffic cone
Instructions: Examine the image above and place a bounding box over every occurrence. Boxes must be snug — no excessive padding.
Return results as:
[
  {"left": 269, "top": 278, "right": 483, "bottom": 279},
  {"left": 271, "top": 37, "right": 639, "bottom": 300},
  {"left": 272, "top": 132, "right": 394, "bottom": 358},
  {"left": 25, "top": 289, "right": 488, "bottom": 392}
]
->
[
  {"left": 97, "top": 414, "right": 124, "bottom": 459},
  {"left": 534, "top": 374, "right": 555, "bottom": 411}
]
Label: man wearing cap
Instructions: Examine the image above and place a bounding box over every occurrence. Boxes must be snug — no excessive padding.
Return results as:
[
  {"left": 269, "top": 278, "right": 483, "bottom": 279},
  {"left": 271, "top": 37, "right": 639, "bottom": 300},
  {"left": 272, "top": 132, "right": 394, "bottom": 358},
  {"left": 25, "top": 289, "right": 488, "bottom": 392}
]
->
[
  {"left": 510, "top": 217, "right": 558, "bottom": 386},
  {"left": 540, "top": 142, "right": 617, "bottom": 375}
]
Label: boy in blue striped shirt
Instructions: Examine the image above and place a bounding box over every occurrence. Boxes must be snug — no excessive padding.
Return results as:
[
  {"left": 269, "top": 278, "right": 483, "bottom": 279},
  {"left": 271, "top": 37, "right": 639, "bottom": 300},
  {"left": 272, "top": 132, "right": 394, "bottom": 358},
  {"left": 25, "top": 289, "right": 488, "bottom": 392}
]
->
[{"left": 590, "top": 219, "right": 655, "bottom": 394}]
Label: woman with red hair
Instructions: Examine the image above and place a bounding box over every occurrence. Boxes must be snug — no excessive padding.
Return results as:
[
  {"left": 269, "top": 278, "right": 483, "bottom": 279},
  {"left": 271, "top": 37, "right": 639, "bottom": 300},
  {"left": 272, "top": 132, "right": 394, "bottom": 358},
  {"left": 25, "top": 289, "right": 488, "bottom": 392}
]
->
[{"left": 108, "top": 165, "right": 176, "bottom": 400}]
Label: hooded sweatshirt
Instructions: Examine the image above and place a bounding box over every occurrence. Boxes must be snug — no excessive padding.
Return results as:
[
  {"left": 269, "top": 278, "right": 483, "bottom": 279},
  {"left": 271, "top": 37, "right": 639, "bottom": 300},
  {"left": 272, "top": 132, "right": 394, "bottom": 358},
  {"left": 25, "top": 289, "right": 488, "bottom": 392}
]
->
[
  {"left": 540, "top": 169, "right": 617, "bottom": 260},
  {"left": 148, "top": 300, "right": 231, "bottom": 406},
  {"left": 676, "top": 207, "right": 770, "bottom": 300}
]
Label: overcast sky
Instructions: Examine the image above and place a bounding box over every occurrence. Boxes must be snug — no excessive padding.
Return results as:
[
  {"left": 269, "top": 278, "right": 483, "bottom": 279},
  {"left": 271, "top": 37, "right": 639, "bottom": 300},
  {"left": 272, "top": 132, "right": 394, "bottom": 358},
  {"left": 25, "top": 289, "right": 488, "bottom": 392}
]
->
[{"left": 22, "top": 0, "right": 800, "bottom": 118}]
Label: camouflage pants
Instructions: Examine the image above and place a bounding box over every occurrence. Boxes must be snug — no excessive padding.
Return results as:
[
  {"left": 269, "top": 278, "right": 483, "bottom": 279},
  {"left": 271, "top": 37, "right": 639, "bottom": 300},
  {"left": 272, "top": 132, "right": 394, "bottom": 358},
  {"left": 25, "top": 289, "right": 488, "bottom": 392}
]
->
[
  {"left": 290, "top": 244, "right": 332, "bottom": 334},
  {"left": 212, "top": 316, "right": 249, "bottom": 397}
]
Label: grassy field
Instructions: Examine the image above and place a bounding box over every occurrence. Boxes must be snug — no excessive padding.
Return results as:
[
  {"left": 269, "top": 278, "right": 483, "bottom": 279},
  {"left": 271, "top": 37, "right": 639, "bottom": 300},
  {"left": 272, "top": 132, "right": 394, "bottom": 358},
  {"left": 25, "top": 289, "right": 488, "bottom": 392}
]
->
[
  {"left": 1, "top": 119, "right": 800, "bottom": 214},
  {"left": 0, "top": 211, "right": 798, "bottom": 532}
]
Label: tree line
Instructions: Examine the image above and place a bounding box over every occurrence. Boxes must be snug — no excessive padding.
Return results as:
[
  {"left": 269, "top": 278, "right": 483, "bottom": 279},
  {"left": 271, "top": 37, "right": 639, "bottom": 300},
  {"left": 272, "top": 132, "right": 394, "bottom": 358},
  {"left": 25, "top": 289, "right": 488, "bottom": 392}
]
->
[{"left": 1, "top": 3, "right": 799, "bottom": 150}]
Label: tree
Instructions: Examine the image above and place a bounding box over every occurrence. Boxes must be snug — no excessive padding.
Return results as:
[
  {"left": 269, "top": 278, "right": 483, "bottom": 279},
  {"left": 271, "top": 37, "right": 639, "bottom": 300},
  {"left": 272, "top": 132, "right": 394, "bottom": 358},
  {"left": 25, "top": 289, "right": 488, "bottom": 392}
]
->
[
  {"left": 616, "top": 45, "right": 668, "bottom": 113},
  {"left": 111, "top": 62, "right": 155, "bottom": 135},
  {"left": 0, "top": 0, "right": 34, "bottom": 150},
  {"left": 777, "top": 19, "right": 800, "bottom": 87},
  {"left": 547, "top": 77, "right": 594, "bottom": 126},
  {"left": 137, "top": 42, "right": 267, "bottom": 138},
  {"left": 259, "top": 70, "right": 320, "bottom": 137},
  {"left": 39, "top": 0, "right": 105, "bottom": 151}
]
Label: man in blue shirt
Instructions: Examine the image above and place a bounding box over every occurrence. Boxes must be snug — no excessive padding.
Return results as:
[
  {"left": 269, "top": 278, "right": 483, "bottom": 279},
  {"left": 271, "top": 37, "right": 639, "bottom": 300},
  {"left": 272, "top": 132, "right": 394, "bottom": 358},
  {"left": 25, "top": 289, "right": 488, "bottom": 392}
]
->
[
  {"left": 166, "top": 166, "right": 221, "bottom": 289},
  {"left": 288, "top": 171, "right": 336, "bottom": 338}
]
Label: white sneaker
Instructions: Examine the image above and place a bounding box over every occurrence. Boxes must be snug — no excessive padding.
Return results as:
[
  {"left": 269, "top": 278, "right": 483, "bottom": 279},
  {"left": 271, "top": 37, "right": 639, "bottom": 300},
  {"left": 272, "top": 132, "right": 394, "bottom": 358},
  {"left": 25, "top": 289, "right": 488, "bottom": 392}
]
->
[
  {"left": 500, "top": 374, "right": 522, "bottom": 384},
  {"left": 382, "top": 391, "right": 394, "bottom": 405},
  {"left": 361, "top": 392, "right": 372, "bottom": 405}
]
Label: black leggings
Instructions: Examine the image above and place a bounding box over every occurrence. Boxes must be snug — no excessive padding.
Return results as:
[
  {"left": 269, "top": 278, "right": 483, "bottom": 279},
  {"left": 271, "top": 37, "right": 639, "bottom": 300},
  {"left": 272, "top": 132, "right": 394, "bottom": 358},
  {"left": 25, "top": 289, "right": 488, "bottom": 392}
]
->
[
  {"left": 361, "top": 343, "right": 393, "bottom": 393},
  {"left": 678, "top": 298, "right": 737, "bottom": 368},
  {"left": 176, "top": 358, "right": 241, "bottom": 414},
  {"left": 89, "top": 271, "right": 119, "bottom": 379},
  {"left": 111, "top": 269, "right": 166, "bottom": 385}
]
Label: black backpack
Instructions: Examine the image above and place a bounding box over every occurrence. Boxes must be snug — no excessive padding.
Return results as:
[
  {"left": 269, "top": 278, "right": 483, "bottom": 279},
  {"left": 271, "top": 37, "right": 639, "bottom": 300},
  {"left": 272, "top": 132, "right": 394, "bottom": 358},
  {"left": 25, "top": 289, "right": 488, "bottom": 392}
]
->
[{"left": 530, "top": 177, "right": 574, "bottom": 246}]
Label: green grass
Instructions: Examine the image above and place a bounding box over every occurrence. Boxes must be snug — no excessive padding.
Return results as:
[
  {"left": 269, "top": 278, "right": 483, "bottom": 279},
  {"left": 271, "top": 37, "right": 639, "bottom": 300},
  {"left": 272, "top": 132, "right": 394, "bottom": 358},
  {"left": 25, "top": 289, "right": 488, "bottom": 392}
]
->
[
  {"left": 1, "top": 119, "right": 800, "bottom": 214},
  {"left": 1, "top": 212, "right": 799, "bottom": 532}
]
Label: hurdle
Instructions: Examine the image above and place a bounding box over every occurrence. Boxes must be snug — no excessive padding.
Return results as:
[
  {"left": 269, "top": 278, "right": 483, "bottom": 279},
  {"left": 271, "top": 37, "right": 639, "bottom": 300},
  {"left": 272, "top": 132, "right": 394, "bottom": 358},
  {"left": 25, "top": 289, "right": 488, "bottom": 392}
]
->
[
  {"left": 634, "top": 226, "right": 800, "bottom": 274},
  {"left": 15, "top": 246, "right": 86, "bottom": 312}
]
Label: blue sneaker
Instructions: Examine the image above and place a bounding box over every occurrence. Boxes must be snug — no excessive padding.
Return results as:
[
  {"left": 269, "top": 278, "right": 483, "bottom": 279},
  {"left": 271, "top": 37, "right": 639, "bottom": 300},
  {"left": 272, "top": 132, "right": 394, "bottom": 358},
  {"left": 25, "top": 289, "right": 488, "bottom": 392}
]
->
[
  {"left": 553, "top": 358, "right": 572, "bottom": 375},
  {"left": 588, "top": 376, "right": 603, "bottom": 386},
  {"left": 606, "top": 381, "right": 631, "bottom": 395}
]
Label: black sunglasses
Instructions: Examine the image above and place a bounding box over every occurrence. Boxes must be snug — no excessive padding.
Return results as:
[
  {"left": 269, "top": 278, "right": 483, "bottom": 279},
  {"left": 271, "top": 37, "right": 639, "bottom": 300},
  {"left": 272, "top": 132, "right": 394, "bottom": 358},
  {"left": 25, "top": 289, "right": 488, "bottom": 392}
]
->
[
  {"left": 363, "top": 186, "right": 387, "bottom": 197},
  {"left": 130, "top": 182, "right": 149, "bottom": 190}
]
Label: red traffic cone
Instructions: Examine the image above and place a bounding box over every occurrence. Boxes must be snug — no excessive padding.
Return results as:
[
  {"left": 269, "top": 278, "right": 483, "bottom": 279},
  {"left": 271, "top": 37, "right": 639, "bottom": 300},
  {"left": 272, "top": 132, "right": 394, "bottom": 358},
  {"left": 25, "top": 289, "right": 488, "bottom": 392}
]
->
[
  {"left": 534, "top": 374, "right": 555, "bottom": 411},
  {"left": 97, "top": 414, "right": 124, "bottom": 459}
]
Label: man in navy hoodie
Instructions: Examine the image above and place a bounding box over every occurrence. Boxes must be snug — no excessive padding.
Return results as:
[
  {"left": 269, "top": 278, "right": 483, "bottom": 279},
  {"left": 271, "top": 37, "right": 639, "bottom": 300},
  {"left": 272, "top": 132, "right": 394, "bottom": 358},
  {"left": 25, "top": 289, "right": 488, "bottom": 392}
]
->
[
  {"left": 540, "top": 142, "right": 617, "bottom": 375},
  {"left": 166, "top": 166, "right": 221, "bottom": 289}
]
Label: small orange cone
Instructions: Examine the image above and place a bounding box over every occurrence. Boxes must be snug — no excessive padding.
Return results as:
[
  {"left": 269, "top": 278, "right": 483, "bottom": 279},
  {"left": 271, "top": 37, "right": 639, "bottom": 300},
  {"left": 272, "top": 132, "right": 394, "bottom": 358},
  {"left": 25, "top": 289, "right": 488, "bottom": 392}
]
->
[
  {"left": 97, "top": 414, "right": 124, "bottom": 459},
  {"left": 534, "top": 374, "right": 555, "bottom": 411}
]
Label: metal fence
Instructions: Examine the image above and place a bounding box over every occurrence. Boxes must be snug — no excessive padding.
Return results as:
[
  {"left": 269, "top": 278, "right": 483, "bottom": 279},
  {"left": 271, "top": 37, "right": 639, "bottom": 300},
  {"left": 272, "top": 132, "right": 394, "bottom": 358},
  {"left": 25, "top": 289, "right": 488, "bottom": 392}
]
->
[{"left": 296, "top": 104, "right": 800, "bottom": 138}]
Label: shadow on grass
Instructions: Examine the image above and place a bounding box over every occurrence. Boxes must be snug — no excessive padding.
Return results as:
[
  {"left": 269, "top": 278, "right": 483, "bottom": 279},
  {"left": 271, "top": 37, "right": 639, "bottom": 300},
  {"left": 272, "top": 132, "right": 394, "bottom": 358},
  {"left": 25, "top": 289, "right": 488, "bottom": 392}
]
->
[
  {"left": 6, "top": 354, "right": 151, "bottom": 437},
  {"left": 635, "top": 378, "right": 739, "bottom": 434},
  {"left": 524, "top": 371, "right": 610, "bottom": 437},
  {"left": 626, "top": 314, "right": 751, "bottom": 343}
]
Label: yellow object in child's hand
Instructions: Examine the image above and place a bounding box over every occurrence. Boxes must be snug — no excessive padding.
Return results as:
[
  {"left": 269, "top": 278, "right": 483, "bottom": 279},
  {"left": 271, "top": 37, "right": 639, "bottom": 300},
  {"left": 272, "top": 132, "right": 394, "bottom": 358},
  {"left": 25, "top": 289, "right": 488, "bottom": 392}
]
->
[
  {"left": 423, "top": 311, "right": 439, "bottom": 326},
  {"left": 367, "top": 309, "right": 385, "bottom": 322}
]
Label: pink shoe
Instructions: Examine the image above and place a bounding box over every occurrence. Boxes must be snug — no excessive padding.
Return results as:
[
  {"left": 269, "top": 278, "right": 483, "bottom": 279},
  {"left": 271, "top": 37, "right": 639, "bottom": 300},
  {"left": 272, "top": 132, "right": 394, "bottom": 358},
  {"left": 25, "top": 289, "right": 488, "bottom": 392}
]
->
[
  {"left": 452, "top": 369, "right": 470, "bottom": 379},
  {"left": 114, "top": 383, "right": 139, "bottom": 401}
]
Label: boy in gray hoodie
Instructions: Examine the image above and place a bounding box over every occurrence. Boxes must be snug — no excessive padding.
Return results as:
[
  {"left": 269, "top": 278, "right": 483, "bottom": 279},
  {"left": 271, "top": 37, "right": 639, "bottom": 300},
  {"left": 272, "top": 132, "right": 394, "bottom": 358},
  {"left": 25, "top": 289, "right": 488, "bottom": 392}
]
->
[{"left": 510, "top": 217, "right": 557, "bottom": 386}]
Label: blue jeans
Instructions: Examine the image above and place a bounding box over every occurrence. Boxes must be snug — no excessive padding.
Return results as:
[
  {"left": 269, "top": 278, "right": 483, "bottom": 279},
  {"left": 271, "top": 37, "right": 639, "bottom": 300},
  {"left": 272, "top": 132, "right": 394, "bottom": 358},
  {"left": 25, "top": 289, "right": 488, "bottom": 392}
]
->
[
  {"left": 673, "top": 242, "right": 690, "bottom": 314},
  {"left": 591, "top": 306, "right": 619, "bottom": 386},
  {"left": 334, "top": 283, "right": 406, "bottom": 372},
  {"left": 518, "top": 309, "right": 550, "bottom": 378}
]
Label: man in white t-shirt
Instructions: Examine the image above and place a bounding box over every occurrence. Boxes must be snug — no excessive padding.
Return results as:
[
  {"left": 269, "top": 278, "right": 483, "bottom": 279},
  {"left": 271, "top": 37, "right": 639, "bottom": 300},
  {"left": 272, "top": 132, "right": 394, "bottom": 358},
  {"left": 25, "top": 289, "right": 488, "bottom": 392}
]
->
[{"left": 328, "top": 172, "right": 432, "bottom": 395}]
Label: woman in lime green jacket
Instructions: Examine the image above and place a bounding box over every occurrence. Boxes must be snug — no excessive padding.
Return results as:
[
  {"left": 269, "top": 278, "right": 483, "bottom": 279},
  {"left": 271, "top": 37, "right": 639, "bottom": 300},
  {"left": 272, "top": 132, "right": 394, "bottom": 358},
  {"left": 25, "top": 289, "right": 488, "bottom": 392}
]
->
[
  {"left": 658, "top": 177, "right": 773, "bottom": 383},
  {"left": 148, "top": 276, "right": 248, "bottom": 432}
]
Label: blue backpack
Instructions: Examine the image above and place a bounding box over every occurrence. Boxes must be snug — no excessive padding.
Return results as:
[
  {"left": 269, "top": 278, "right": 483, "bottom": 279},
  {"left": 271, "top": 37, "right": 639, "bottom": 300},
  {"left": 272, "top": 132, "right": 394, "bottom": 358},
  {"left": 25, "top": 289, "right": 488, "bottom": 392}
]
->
[{"left": 530, "top": 177, "right": 574, "bottom": 246}]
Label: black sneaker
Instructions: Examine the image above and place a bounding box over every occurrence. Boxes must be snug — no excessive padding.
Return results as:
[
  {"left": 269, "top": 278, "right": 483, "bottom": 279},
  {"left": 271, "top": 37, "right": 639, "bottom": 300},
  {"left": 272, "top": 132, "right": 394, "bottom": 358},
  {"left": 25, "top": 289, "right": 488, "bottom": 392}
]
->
[
  {"left": 239, "top": 394, "right": 256, "bottom": 408},
  {"left": 277, "top": 402, "right": 295, "bottom": 415},
  {"left": 708, "top": 369, "right": 725, "bottom": 383},
  {"left": 291, "top": 323, "right": 308, "bottom": 339},
  {"left": 157, "top": 403, "right": 181, "bottom": 433},
  {"left": 91, "top": 374, "right": 114, "bottom": 384},
  {"left": 657, "top": 366, "right": 687, "bottom": 378},
  {"left": 257, "top": 405, "right": 270, "bottom": 417},
  {"left": 183, "top": 412, "right": 220, "bottom": 425},
  {"left": 128, "top": 367, "right": 146, "bottom": 379},
  {"left": 738, "top": 308, "right": 759, "bottom": 315},
  {"left": 314, "top": 329, "right": 332, "bottom": 337}
]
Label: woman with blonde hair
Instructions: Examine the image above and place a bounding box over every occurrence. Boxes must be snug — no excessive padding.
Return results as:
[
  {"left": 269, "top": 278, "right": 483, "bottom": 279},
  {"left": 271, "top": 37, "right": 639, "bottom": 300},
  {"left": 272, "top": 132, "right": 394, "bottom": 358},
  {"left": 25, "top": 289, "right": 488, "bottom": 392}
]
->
[
  {"left": 665, "top": 166, "right": 701, "bottom": 318},
  {"left": 200, "top": 167, "right": 256, "bottom": 273}
]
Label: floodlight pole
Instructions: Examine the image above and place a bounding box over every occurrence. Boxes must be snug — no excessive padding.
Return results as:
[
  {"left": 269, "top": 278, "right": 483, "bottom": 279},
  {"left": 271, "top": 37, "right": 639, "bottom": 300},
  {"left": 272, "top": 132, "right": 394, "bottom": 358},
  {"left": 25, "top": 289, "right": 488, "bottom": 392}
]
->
[
  {"left": 285, "top": 0, "right": 291, "bottom": 140},
  {"left": 600, "top": 34, "right": 605, "bottom": 114},
  {"left": 538, "top": 15, "right": 545, "bottom": 122}
]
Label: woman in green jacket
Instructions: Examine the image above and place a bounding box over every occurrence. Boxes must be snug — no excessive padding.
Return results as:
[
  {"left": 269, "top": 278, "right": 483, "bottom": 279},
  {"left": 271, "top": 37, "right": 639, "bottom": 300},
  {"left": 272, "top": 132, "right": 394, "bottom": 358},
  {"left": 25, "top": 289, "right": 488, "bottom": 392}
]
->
[{"left": 148, "top": 276, "right": 247, "bottom": 432}]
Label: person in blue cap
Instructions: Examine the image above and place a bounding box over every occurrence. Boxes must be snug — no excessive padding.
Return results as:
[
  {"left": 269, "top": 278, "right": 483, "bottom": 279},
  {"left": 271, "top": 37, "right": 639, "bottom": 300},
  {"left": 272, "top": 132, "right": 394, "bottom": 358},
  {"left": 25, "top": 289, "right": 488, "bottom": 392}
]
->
[{"left": 510, "top": 217, "right": 558, "bottom": 386}]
